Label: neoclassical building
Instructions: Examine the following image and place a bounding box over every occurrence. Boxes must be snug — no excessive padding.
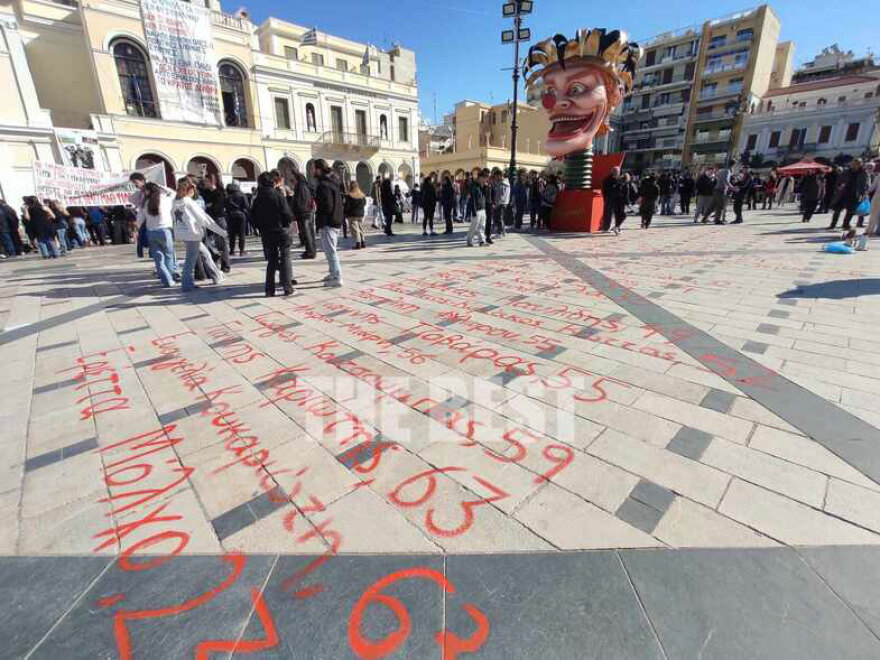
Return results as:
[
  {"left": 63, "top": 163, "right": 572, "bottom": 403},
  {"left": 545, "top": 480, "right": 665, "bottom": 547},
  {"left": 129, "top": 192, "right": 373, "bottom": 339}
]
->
[{"left": 0, "top": 0, "right": 419, "bottom": 203}]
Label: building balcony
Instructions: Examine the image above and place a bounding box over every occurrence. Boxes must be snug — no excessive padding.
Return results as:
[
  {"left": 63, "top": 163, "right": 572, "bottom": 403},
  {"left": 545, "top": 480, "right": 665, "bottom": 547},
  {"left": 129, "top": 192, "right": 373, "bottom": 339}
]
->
[
  {"left": 751, "top": 96, "right": 880, "bottom": 118},
  {"left": 653, "top": 101, "right": 687, "bottom": 117},
  {"left": 693, "top": 111, "right": 736, "bottom": 124},
  {"left": 316, "top": 131, "right": 381, "bottom": 158},
  {"left": 702, "top": 61, "right": 748, "bottom": 77},
  {"left": 212, "top": 10, "right": 250, "bottom": 32},
  {"left": 633, "top": 75, "right": 692, "bottom": 92},
  {"left": 698, "top": 87, "right": 743, "bottom": 103},
  {"left": 695, "top": 131, "right": 731, "bottom": 145}
]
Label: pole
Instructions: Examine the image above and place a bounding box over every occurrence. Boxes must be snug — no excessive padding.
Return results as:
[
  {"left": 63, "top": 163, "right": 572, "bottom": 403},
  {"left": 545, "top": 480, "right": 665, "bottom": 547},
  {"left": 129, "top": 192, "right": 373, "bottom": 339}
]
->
[{"left": 509, "top": 12, "right": 521, "bottom": 185}]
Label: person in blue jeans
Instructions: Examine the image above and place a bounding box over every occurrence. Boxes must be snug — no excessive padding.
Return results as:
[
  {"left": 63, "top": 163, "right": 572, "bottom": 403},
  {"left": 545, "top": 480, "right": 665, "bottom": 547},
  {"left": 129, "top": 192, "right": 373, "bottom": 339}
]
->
[
  {"left": 23, "top": 197, "right": 59, "bottom": 258},
  {"left": 48, "top": 201, "right": 70, "bottom": 254},
  {"left": 172, "top": 178, "right": 227, "bottom": 291},
  {"left": 137, "top": 183, "right": 177, "bottom": 287}
]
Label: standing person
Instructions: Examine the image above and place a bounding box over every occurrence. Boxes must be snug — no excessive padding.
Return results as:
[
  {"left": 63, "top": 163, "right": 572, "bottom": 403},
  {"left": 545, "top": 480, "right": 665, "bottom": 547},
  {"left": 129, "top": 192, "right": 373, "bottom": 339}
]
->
[
  {"left": 421, "top": 175, "right": 437, "bottom": 235},
  {"left": 703, "top": 165, "right": 730, "bottom": 225},
  {"left": 513, "top": 170, "right": 528, "bottom": 230},
  {"left": 857, "top": 163, "right": 876, "bottom": 228},
  {"left": 199, "top": 176, "right": 230, "bottom": 273},
  {"left": 314, "top": 159, "right": 344, "bottom": 287},
  {"left": 864, "top": 171, "right": 880, "bottom": 237},
  {"left": 137, "top": 182, "right": 177, "bottom": 287},
  {"left": 87, "top": 206, "right": 108, "bottom": 245},
  {"left": 291, "top": 168, "right": 316, "bottom": 260},
  {"left": 529, "top": 172, "right": 542, "bottom": 230},
  {"left": 172, "top": 178, "right": 227, "bottom": 291},
  {"left": 801, "top": 171, "right": 821, "bottom": 223},
  {"left": 392, "top": 185, "right": 405, "bottom": 224},
  {"left": 380, "top": 175, "right": 395, "bottom": 237},
  {"left": 492, "top": 168, "right": 511, "bottom": 238},
  {"left": 409, "top": 183, "right": 421, "bottom": 224},
  {"left": 345, "top": 181, "right": 367, "bottom": 249},
  {"left": 369, "top": 176, "right": 384, "bottom": 230},
  {"left": 23, "top": 197, "right": 59, "bottom": 258},
  {"left": 0, "top": 199, "right": 21, "bottom": 257},
  {"left": 829, "top": 159, "right": 869, "bottom": 230},
  {"left": 251, "top": 172, "right": 294, "bottom": 297},
  {"left": 679, "top": 171, "right": 694, "bottom": 216},
  {"left": 224, "top": 182, "right": 249, "bottom": 257},
  {"left": 441, "top": 175, "right": 455, "bottom": 234},
  {"left": 657, "top": 172, "right": 672, "bottom": 215},
  {"left": 466, "top": 169, "right": 489, "bottom": 247},
  {"left": 601, "top": 167, "right": 622, "bottom": 232},
  {"left": 820, "top": 167, "right": 839, "bottom": 214},
  {"left": 459, "top": 175, "right": 472, "bottom": 223},
  {"left": 638, "top": 173, "right": 660, "bottom": 229},
  {"left": 47, "top": 201, "right": 70, "bottom": 254},
  {"left": 747, "top": 173, "right": 760, "bottom": 210},
  {"left": 732, "top": 167, "right": 752, "bottom": 224},
  {"left": 539, "top": 174, "right": 558, "bottom": 231},
  {"left": 763, "top": 172, "right": 778, "bottom": 210},
  {"left": 694, "top": 168, "right": 715, "bottom": 223}
]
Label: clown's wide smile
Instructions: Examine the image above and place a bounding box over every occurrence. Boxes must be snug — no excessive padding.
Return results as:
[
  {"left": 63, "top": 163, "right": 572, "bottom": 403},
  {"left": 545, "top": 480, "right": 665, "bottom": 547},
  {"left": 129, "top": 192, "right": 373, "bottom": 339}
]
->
[{"left": 548, "top": 110, "right": 598, "bottom": 139}]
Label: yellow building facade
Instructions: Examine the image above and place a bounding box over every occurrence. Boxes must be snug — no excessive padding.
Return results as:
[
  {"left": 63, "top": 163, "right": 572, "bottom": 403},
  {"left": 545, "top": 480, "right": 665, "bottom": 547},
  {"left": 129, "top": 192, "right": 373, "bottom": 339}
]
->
[
  {"left": 419, "top": 100, "right": 552, "bottom": 178},
  {"left": 0, "top": 0, "right": 419, "bottom": 204}
]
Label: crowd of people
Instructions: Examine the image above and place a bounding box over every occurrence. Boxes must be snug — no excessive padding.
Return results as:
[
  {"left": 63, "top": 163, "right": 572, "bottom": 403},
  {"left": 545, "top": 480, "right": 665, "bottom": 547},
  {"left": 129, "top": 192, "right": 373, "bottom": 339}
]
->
[{"left": 3, "top": 155, "right": 879, "bottom": 294}]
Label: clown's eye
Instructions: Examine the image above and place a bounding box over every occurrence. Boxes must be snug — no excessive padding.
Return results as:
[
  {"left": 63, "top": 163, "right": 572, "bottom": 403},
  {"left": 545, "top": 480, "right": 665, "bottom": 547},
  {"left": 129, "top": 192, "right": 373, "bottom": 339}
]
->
[
  {"left": 541, "top": 89, "right": 557, "bottom": 109},
  {"left": 568, "top": 82, "right": 587, "bottom": 96}
]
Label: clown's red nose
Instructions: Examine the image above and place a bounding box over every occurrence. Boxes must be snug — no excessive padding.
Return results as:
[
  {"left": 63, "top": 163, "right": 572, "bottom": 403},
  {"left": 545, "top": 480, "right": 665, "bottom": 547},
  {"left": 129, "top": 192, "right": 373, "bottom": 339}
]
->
[{"left": 542, "top": 93, "right": 556, "bottom": 110}]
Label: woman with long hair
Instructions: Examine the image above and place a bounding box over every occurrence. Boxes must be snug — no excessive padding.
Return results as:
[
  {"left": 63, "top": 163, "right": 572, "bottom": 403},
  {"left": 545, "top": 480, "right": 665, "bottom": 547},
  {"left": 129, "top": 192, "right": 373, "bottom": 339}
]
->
[
  {"left": 344, "top": 181, "right": 367, "bottom": 249},
  {"left": 138, "top": 181, "right": 177, "bottom": 287},
  {"left": 22, "top": 196, "right": 58, "bottom": 258},
  {"left": 67, "top": 206, "right": 89, "bottom": 248},
  {"left": 47, "top": 200, "right": 71, "bottom": 254},
  {"left": 172, "top": 178, "right": 227, "bottom": 291}
]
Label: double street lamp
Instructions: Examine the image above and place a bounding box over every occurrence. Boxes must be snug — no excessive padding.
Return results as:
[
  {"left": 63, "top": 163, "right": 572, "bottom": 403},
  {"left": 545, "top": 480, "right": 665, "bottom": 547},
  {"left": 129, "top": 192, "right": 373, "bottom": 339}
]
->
[{"left": 501, "top": 1, "right": 533, "bottom": 184}]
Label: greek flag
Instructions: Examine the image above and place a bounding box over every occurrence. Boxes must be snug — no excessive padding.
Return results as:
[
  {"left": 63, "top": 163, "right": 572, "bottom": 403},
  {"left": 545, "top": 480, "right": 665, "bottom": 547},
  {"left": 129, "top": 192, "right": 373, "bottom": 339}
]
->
[{"left": 301, "top": 28, "right": 318, "bottom": 46}]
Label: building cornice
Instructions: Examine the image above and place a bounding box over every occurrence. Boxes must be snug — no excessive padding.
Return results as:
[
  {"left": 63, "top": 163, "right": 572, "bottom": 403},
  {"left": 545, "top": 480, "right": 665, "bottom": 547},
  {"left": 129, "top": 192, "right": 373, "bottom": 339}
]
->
[{"left": 252, "top": 67, "right": 417, "bottom": 105}]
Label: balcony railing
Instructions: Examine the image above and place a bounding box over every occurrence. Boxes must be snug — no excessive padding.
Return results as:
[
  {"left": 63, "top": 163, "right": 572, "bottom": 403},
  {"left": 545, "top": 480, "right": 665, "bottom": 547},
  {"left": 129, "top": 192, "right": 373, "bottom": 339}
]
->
[
  {"left": 695, "top": 132, "right": 731, "bottom": 144},
  {"left": 702, "top": 61, "right": 748, "bottom": 76},
  {"left": 699, "top": 87, "right": 743, "bottom": 101},
  {"left": 319, "top": 131, "right": 381, "bottom": 150},
  {"left": 212, "top": 11, "right": 249, "bottom": 31},
  {"left": 753, "top": 96, "right": 880, "bottom": 117},
  {"left": 694, "top": 110, "right": 736, "bottom": 123}
]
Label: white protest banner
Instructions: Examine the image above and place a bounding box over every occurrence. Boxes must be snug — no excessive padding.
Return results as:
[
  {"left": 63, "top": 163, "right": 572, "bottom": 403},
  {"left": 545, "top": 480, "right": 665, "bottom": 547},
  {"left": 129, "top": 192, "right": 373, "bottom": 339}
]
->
[
  {"left": 33, "top": 162, "right": 164, "bottom": 207},
  {"left": 55, "top": 129, "right": 100, "bottom": 169},
  {"left": 140, "top": 0, "right": 222, "bottom": 125}
]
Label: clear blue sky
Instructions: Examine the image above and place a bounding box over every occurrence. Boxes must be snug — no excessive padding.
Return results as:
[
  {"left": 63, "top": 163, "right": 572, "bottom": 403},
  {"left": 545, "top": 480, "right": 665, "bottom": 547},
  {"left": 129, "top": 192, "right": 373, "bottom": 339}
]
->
[{"left": 242, "top": 0, "right": 876, "bottom": 123}]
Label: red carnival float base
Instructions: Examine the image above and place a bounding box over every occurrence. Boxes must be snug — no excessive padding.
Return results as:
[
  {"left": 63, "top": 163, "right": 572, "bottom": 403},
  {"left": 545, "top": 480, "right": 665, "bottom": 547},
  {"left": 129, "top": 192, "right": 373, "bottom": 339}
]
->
[{"left": 551, "top": 189, "right": 604, "bottom": 232}]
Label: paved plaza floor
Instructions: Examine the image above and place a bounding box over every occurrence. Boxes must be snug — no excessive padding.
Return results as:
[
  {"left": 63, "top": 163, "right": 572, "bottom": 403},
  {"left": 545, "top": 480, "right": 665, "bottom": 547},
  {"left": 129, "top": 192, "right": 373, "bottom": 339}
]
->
[{"left": 2, "top": 208, "right": 880, "bottom": 657}]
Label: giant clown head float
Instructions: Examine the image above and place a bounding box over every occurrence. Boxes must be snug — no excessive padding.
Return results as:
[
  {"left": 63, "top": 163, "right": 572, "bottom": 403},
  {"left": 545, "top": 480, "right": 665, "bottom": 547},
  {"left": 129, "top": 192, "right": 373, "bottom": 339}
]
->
[{"left": 525, "top": 29, "right": 640, "bottom": 186}]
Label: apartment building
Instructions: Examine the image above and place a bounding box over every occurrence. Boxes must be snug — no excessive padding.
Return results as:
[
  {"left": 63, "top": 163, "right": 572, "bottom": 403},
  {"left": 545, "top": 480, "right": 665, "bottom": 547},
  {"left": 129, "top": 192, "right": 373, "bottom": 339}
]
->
[
  {"left": 0, "top": 0, "right": 419, "bottom": 203},
  {"left": 620, "top": 5, "right": 792, "bottom": 171},
  {"left": 684, "top": 5, "right": 791, "bottom": 168},
  {"left": 621, "top": 27, "right": 702, "bottom": 170},
  {"left": 737, "top": 70, "right": 880, "bottom": 166}
]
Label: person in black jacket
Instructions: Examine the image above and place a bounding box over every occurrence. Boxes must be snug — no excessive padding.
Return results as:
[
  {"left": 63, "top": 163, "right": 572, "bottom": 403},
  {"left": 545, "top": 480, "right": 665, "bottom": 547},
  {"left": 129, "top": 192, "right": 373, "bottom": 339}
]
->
[
  {"left": 440, "top": 176, "right": 455, "bottom": 234},
  {"left": 380, "top": 176, "right": 395, "bottom": 236},
  {"left": 251, "top": 172, "right": 294, "bottom": 297},
  {"left": 314, "top": 159, "right": 345, "bottom": 286},
  {"left": 829, "top": 159, "right": 870, "bottom": 230},
  {"left": 421, "top": 175, "right": 438, "bottom": 235},
  {"left": 801, "top": 171, "right": 821, "bottom": 223},
  {"left": 601, "top": 167, "right": 625, "bottom": 232},
  {"left": 345, "top": 181, "right": 367, "bottom": 249},
  {"left": 638, "top": 173, "right": 660, "bottom": 230},
  {"left": 678, "top": 172, "right": 695, "bottom": 215},
  {"left": 290, "top": 169, "right": 317, "bottom": 259},
  {"left": 224, "top": 183, "right": 249, "bottom": 256}
]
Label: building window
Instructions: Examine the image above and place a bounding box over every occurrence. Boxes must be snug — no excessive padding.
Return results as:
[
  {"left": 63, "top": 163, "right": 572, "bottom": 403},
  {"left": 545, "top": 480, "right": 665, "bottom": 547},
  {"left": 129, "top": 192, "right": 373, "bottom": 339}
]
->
[
  {"left": 769, "top": 131, "right": 781, "bottom": 148},
  {"left": 336, "top": 58, "right": 348, "bottom": 72},
  {"left": 818, "top": 125, "right": 832, "bottom": 144},
  {"left": 865, "top": 92, "right": 874, "bottom": 99},
  {"left": 305, "top": 103, "right": 317, "bottom": 132},
  {"left": 641, "top": 94, "right": 650, "bottom": 109},
  {"left": 817, "top": 98, "right": 827, "bottom": 106},
  {"left": 845, "top": 122, "right": 860, "bottom": 142},
  {"left": 684, "top": 62, "right": 696, "bottom": 79},
  {"left": 360, "top": 64, "right": 370, "bottom": 75},
  {"left": 789, "top": 128, "right": 805, "bottom": 148},
  {"left": 645, "top": 50, "right": 655, "bottom": 66},
  {"left": 501, "top": 110, "right": 508, "bottom": 123},
  {"left": 736, "top": 28, "right": 754, "bottom": 42},
  {"left": 218, "top": 62, "right": 248, "bottom": 127},
  {"left": 274, "top": 97, "right": 291, "bottom": 130},
  {"left": 311, "top": 53, "right": 324, "bottom": 66},
  {"left": 746, "top": 134, "right": 757, "bottom": 150},
  {"left": 398, "top": 116, "right": 409, "bottom": 142},
  {"left": 708, "top": 35, "right": 726, "bottom": 50},
  {"left": 838, "top": 96, "right": 847, "bottom": 104},
  {"left": 285, "top": 46, "right": 298, "bottom": 60},
  {"left": 112, "top": 41, "right": 158, "bottom": 118},
  {"left": 379, "top": 114, "right": 388, "bottom": 139},
  {"left": 662, "top": 68, "right": 673, "bottom": 84}
]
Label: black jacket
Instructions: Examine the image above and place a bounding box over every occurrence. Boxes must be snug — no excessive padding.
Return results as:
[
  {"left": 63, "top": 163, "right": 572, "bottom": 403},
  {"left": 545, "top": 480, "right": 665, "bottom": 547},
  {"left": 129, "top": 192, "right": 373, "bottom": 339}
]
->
[
  {"left": 470, "top": 181, "right": 487, "bottom": 211},
  {"left": 316, "top": 175, "right": 343, "bottom": 229},
  {"left": 602, "top": 175, "right": 628, "bottom": 205},
  {"left": 695, "top": 174, "right": 715, "bottom": 196},
  {"left": 225, "top": 185, "right": 250, "bottom": 224},
  {"left": 251, "top": 185, "right": 293, "bottom": 233},
  {"left": 639, "top": 178, "right": 660, "bottom": 203},
  {"left": 0, "top": 203, "right": 17, "bottom": 234},
  {"left": 380, "top": 179, "right": 394, "bottom": 212},
  {"left": 422, "top": 181, "right": 438, "bottom": 212},
  {"left": 801, "top": 174, "right": 820, "bottom": 201},
  {"left": 292, "top": 173, "right": 314, "bottom": 218},
  {"left": 440, "top": 182, "right": 455, "bottom": 206},
  {"left": 344, "top": 195, "right": 366, "bottom": 218},
  {"left": 200, "top": 186, "right": 226, "bottom": 221}
]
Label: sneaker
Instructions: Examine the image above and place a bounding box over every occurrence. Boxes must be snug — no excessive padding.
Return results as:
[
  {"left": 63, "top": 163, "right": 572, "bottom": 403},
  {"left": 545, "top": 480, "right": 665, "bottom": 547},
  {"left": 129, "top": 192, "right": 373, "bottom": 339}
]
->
[
  {"left": 423, "top": 231, "right": 428, "bottom": 236},
  {"left": 326, "top": 279, "right": 343, "bottom": 288},
  {"left": 323, "top": 274, "right": 337, "bottom": 283},
  {"left": 612, "top": 225, "right": 620, "bottom": 235}
]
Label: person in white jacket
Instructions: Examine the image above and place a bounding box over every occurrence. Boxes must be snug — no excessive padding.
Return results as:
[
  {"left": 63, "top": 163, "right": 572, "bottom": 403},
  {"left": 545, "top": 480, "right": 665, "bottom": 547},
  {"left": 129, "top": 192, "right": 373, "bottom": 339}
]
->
[
  {"left": 172, "top": 178, "right": 228, "bottom": 292},
  {"left": 136, "top": 182, "right": 179, "bottom": 287}
]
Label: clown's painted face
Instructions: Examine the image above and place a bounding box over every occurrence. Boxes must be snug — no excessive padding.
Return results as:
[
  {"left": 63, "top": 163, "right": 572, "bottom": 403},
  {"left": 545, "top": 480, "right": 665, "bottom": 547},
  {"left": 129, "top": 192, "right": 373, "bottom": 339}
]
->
[{"left": 540, "top": 61, "right": 614, "bottom": 157}]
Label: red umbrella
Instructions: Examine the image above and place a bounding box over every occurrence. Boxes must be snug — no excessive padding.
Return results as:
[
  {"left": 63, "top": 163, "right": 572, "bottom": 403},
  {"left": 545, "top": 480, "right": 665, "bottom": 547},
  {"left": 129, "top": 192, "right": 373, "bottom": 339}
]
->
[{"left": 777, "top": 159, "right": 832, "bottom": 176}]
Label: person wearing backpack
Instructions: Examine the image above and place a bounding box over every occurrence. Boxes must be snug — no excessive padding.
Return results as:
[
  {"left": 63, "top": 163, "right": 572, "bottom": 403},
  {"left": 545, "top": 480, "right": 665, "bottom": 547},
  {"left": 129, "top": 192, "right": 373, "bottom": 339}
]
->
[
  {"left": 251, "top": 171, "right": 295, "bottom": 297},
  {"left": 314, "top": 159, "right": 344, "bottom": 287}
]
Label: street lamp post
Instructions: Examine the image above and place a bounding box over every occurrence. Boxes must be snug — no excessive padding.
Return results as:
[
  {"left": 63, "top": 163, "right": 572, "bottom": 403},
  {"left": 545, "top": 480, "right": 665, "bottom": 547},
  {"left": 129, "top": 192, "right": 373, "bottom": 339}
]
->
[
  {"left": 502, "top": 1, "right": 532, "bottom": 186},
  {"left": 724, "top": 94, "right": 750, "bottom": 167}
]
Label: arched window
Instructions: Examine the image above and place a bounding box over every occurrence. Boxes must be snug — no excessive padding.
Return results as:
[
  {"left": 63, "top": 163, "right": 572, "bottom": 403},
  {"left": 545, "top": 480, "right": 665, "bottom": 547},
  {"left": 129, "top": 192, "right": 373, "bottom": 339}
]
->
[
  {"left": 218, "top": 62, "right": 249, "bottom": 127},
  {"left": 817, "top": 98, "right": 827, "bottom": 106},
  {"left": 305, "top": 103, "right": 317, "bottom": 132},
  {"left": 113, "top": 41, "right": 158, "bottom": 118},
  {"left": 379, "top": 114, "right": 388, "bottom": 139}
]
